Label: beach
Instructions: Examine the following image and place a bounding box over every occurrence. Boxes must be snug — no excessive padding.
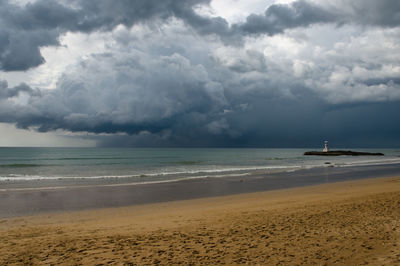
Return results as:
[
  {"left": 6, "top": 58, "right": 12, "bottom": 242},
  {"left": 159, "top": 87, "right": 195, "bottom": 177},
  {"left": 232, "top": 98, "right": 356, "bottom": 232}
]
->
[{"left": 1, "top": 176, "right": 400, "bottom": 265}]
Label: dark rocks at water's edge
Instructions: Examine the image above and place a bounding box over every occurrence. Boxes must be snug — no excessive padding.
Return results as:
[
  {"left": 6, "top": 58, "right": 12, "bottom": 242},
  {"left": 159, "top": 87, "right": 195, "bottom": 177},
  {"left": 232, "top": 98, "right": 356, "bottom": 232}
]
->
[{"left": 304, "top": 150, "right": 384, "bottom": 156}]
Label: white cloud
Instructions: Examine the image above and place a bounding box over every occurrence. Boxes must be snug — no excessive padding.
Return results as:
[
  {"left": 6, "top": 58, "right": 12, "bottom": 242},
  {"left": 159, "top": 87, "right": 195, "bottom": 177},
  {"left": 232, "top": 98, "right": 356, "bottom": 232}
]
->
[{"left": 210, "top": 0, "right": 275, "bottom": 24}]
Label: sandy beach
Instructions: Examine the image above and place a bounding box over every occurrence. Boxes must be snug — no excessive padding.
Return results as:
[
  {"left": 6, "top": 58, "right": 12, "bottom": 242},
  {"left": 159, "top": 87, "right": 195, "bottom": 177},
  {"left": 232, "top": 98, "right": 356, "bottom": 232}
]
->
[{"left": 1, "top": 176, "right": 399, "bottom": 265}]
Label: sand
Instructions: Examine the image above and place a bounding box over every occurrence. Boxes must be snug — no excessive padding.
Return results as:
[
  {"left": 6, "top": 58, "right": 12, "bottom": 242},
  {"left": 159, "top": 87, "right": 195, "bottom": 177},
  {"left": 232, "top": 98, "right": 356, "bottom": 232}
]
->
[{"left": 1, "top": 176, "right": 400, "bottom": 265}]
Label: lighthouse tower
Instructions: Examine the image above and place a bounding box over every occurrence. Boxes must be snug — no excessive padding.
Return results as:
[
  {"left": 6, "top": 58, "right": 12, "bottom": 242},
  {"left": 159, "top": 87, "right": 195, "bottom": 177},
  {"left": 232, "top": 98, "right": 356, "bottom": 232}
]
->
[{"left": 323, "top": 141, "right": 329, "bottom": 152}]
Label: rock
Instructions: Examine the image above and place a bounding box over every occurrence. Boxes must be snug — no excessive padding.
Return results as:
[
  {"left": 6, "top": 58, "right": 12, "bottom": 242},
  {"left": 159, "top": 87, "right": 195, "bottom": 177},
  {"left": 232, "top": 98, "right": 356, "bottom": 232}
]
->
[{"left": 304, "top": 150, "right": 384, "bottom": 156}]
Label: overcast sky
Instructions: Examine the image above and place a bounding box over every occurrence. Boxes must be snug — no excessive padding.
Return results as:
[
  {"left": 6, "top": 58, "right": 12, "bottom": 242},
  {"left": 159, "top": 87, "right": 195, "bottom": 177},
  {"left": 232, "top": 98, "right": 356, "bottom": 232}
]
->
[{"left": 0, "top": 0, "right": 399, "bottom": 147}]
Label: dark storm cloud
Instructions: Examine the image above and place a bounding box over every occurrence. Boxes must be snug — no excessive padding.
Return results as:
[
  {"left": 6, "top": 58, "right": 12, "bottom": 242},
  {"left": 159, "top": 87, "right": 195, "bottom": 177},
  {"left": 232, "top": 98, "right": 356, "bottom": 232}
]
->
[
  {"left": 0, "top": 0, "right": 212, "bottom": 71},
  {"left": 72, "top": 0, "right": 211, "bottom": 32},
  {"left": 0, "top": 0, "right": 72, "bottom": 70},
  {"left": 348, "top": 0, "right": 400, "bottom": 27},
  {"left": 1, "top": 50, "right": 399, "bottom": 147},
  {"left": 92, "top": 94, "right": 400, "bottom": 148},
  {"left": 1, "top": 0, "right": 400, "bottom": 71},
  {"left": 229, "top": 0, "right": 400, "bottom": 38},
  {"left": 0, "top": 51, "right": 228, "bottom": 136},
  {"left": 0, "top": 0, "right": 400, "bottom": 147},
  {"left": 2, "top": 44, "right": 398, "bottom": 148},
  {"left": 235, "top": 1, "right": 338, "bottom": 36},
  {"left": 319, "top": 102, "right": 400, "bottom": 148},
  {"left": 0, "top": 80, "right": 40, "bottom": 99}
]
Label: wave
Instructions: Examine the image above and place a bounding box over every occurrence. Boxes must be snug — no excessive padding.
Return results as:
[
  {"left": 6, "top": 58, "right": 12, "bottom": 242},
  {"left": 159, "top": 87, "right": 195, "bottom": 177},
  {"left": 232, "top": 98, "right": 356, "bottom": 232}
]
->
[
  {"left": 1, "top": 158, "right": 399, "bottom": 182},
  {"left": 5, "top": 159, "right": 399, "bottom": 191},
  {"left": 0, "top": 172, "right": 256, "bottom": 192},
  {"left": 142, "top": 165, "right": 303, "bottom": 177},
  {"left": 0, "top": 164, "right": 303, "bottom": 181}
]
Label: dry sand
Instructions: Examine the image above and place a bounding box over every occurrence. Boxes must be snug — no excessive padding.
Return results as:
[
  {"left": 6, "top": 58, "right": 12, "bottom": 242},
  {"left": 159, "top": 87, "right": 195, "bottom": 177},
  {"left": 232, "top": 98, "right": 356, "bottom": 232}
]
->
[{"left": 1, "top": 176, "right": 400, "bottom": 265}]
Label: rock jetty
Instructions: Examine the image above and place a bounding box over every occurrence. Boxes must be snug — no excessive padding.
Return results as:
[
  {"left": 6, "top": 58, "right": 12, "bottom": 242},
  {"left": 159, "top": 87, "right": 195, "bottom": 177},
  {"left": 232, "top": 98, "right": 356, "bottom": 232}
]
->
[{"left": 304, "top": 150, "right": 384, "bottom": 156}]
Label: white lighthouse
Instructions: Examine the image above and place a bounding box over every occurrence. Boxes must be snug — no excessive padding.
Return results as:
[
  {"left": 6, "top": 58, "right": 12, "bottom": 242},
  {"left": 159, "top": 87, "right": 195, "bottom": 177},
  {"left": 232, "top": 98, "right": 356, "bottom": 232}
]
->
[{"left": 323, "top": 141, "right": 329, "bottom": 152}]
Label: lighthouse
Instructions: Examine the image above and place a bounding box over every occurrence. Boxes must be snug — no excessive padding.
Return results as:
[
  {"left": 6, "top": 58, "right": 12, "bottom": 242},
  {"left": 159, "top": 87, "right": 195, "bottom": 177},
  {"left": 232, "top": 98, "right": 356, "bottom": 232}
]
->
[{"left": 323, "top": 141, "right": 329, "bottom": 152}]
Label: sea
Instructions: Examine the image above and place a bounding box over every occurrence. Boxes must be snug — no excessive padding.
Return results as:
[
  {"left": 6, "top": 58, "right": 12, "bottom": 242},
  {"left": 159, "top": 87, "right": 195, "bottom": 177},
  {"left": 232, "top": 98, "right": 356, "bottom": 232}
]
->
[{"left": 1, "top": 147, "right": 400, "bottom": 189}]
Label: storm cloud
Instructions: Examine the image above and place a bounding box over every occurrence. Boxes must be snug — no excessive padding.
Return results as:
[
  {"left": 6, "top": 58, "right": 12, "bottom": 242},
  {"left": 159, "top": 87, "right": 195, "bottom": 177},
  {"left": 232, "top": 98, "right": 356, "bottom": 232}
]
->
[
  {"left": 235, "top": 0, "right": 400, "bottom": 37},
  {"left": 0, "top": 80, "right": 39, "bottom": 98},
  {"left": 0, "top": 0, "right": 213, "bottom": 70},
  {"left": 2, "top": 0, "right": 400, "bottom": 71},
  {"left": 0, "top": 0, "right": 400, "bottom": 147}
]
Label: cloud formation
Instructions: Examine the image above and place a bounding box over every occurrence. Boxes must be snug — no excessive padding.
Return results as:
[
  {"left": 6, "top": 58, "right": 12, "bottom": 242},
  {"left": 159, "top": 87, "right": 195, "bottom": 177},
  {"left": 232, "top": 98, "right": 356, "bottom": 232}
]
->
[
  {"left": 2, "top": 0, "right": 400, "bottom": 71},
  {"left": 236, "top": 1, "right": 338, "bottom": 36},
  {"left": 0, "top": 0, "right": 213, "bottom": 70},
  {"left": 0, "top": 80, "right": 39, "bottom": 99},
  {"left": 0, "top": 0, "right": 400, "bottom": 147},
  {"left": 0, "top": 28, "right": 230, "bottom": 138}
]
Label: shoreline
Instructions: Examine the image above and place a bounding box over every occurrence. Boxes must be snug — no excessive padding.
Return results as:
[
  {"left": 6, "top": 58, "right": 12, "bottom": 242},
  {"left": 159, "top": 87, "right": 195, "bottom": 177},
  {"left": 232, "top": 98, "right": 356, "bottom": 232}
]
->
[
  {"left": 2, "top": 157, "right": 400, "bottom": 188},
  {"left": 1, "top": 176, "right": 400, "bottom": 264},
  {"left": 1, "top": 163, "right": 400, "bottom": 218}
]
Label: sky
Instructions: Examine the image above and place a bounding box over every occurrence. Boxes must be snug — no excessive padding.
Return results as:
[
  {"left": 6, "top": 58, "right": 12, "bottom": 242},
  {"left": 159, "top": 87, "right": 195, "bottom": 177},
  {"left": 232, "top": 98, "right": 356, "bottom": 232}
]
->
[{"left": 0, "top": 0, "right": 399, "bottom": 148}]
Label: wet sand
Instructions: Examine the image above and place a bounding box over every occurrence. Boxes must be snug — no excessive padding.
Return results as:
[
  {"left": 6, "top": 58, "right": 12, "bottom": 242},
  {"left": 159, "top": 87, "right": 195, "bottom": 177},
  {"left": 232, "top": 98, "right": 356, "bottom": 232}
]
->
[{"left": 1, "top": 176, "right": 400, "bottom": 265}]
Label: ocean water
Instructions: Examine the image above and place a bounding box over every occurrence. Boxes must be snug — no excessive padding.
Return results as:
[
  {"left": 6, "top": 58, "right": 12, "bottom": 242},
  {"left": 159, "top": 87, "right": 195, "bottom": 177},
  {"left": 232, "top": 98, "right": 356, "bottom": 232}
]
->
[{"left": 1, "top": 147, "right": 400, "bottom": 187}]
